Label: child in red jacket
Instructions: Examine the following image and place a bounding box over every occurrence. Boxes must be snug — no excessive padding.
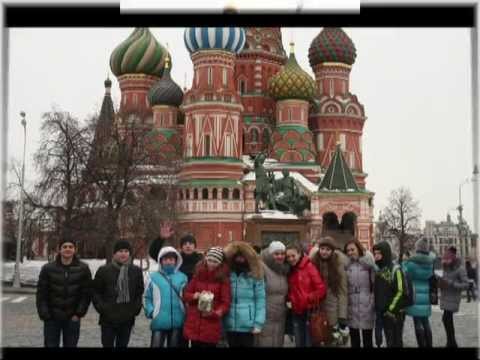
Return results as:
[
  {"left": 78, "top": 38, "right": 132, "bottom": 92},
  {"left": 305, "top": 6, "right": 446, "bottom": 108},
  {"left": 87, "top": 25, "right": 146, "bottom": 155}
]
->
[{"left": 183, "top": 247, "right": 231, "bottom": 347}]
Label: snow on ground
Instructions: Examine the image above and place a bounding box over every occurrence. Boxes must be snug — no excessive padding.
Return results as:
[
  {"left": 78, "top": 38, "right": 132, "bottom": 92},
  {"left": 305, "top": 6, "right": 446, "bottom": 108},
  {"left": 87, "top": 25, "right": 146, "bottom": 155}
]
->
[{"left": 2, "top": 258, "right": 159, "bottom": 286}]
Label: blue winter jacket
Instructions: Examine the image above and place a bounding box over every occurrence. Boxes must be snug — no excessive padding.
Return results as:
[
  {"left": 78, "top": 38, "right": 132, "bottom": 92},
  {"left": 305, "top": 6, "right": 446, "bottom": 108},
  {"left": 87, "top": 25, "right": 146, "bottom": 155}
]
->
[
  {"left": 143, "top": 247, "right": 188, "bottom": 331},
  {"left": 223, "top": 272, "right": 266, "bottom": 333},
  {"left": 402, "top": 252, "right": 435, "bottom": 318}
]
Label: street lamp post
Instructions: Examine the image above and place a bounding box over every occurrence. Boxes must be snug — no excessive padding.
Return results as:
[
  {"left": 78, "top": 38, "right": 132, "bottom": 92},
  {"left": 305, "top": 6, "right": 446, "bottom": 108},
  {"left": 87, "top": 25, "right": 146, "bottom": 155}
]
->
[
  {"left": 458, "top": 178, "right": 470, "bottom": 260},
  {"left": 13, "top": 111, "right": 27, "bottom": 288}
]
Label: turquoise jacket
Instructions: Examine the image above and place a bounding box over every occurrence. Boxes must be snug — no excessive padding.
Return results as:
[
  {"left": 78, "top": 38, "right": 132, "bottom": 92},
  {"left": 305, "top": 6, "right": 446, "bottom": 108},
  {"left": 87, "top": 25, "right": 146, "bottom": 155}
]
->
[
  {"left": 402, "top": 252, "right": 435, "bottom": 318},
  {"left": 223, "top": 272, "right": 266, "bottom": 333},
  {"left": 143, "top": 247, "right": 188, "bottom": 331}
]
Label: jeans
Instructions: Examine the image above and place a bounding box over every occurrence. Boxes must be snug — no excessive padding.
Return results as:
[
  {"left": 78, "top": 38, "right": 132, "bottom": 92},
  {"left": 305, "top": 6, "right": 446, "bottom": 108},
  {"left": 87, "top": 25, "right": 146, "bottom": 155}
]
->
[
  {"left": 44, "top": 319, "right": 80, "bottom": 348},
  {"left": 413, "top": 317, "right": 432, "bottom": 348},
  {"left": 442, "top": 310, "right": 457, "bottom": 347},
  {"left": 151, "top": 329, "right": 181, "bottom": 347},
  {"left": 292, "top": 313, "right": 311, "bottom": 347},
  {"left": 382, "top": 312, "right": 404, "bottom": 348},
  {"left": 226, "top": 332, "right": 254, "bottom": 347},
  {"left": 101, "top": 323, "right": 133, "bottom": 348},
  {"left": 374, "top": 310, "right": 383, "bottom": 347},
  {"left": 349, "top": 328, "right": 373, "bottom": 348}
]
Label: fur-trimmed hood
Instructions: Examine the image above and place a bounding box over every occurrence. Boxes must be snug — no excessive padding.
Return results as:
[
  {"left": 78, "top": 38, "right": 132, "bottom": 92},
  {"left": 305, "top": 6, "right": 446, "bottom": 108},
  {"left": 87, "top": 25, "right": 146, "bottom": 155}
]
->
[
  {"left": 309, "top": 245, "right": 348, "bottom": 270},
  {"left": 261, "top": 249, "right": 290, "bottom": 276},
  {"left": 224, "top": 241, "right": 264, "bottom": 279},
  {"left": 157, "top": 246, "right": 183, "bottom": 272}
]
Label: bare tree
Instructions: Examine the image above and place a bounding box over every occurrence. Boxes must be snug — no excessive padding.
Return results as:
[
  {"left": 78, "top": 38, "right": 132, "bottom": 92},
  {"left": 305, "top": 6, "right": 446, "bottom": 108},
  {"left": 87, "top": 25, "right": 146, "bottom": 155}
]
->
[
  {"left": 382, "top": 187, "right": 421, "bottom": 264},
  {"left": 83, "top": 109, "right": 166, "bottom": 262},
  {"left": 29, "top": 108, "right": 92, "bottom": 244}
]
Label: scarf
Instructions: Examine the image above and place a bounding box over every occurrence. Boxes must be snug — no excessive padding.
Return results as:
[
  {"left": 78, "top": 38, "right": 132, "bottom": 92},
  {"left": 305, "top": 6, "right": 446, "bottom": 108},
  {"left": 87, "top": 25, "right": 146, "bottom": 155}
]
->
[{"left": 112, "top": 260, "right": 130, "bottom": 304}]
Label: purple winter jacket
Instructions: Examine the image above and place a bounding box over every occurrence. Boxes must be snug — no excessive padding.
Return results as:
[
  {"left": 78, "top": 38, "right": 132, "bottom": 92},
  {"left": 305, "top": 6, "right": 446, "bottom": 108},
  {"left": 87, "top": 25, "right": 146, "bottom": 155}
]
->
[{"left": 345, "top": 252, "right": 377, "bottom": 330}]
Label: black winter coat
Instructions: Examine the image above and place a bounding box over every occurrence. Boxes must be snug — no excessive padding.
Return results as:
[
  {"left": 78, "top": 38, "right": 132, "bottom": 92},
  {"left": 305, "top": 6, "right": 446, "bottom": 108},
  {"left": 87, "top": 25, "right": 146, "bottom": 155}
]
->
[
  {"left": 36, "top": 256, "right": 92, "bottom": 321},
  {"left": 92, "top": 262, "right": 144, "bottom": 326},
  {"left": 180, "top": 252, "right": 203, "bottom": 282}
]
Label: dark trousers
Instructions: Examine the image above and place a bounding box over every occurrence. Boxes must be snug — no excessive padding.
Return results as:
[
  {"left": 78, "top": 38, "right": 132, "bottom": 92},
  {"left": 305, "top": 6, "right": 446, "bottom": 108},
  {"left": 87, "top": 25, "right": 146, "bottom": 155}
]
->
[
  {"left": 374, "top": 310, "right": 383, "bottom": 347},
  {"left": 191, "top": 341, "right": 216, "bottom": 347},
  {"left": 226, "top": 332, "right": 254, "bottom": 347},
  {"left": 349, "top": 328, "right": 373, "bottom": 348},
  {"left": 413, "top": 317, "right": 432, "bottom": 348},
  {"left": 101, "top": 323, "right": 133, "bottom": 348},
  {"left": 44, "top": 319, "right": 80, "bottom": 348},
  {"left": 291, "top": 313, "right": 312, "bottom": 347},
  {"left": 442, "top": 310, "right": 458, "bottom": 347},
  {"left": 382, "top": 313, "right": 404, "bottom": 348},
  {"left": 467, "top": 282, "right": 477, "bottom": 302},
  {"left": 151, "top": 329, "right": 181, "bottom": 348},
  {"left": 178, "top": 335, "right": 190, "bottom": 348}
]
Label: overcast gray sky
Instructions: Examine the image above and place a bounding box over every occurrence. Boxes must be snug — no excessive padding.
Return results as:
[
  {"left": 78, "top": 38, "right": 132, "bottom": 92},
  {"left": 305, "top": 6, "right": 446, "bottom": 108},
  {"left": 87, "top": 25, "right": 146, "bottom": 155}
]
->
[{"left": 5, "top": 27, "right": 475, "bottom": 228}]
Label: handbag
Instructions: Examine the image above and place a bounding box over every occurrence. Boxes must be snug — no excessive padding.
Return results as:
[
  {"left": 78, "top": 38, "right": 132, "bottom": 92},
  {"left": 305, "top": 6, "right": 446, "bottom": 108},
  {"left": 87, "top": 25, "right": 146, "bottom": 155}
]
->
[
  {"left": 429, "top": 266, "right": 439, "bottom": 305},
  {"left": 309, "top": 307, "right": 331, "bottom": 346}
]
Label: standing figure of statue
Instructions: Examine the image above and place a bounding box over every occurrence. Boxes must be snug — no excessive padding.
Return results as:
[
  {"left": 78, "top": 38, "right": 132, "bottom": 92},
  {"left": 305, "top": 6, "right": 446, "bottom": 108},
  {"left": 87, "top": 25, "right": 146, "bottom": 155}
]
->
[{"left": 254, "top": 152, "right": 275, "bottom": 212}]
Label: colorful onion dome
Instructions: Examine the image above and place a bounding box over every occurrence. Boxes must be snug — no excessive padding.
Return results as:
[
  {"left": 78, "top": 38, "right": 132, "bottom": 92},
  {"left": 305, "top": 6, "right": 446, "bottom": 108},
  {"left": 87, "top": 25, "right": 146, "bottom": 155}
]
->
[
  {"left": 148, "top": 55, "right": 184, "bottom": 107},
  {"left": 184, "top": 27, "right": 246, "bottom": 54},
  {"left": 268, "top": 43, "right": 315, "bottom": 101},
  {"left": 110, "top": 27, "right": 169, "bottom": 78},
  {"left": 308, "top": 27, "right": 356, "bottom": 68}
]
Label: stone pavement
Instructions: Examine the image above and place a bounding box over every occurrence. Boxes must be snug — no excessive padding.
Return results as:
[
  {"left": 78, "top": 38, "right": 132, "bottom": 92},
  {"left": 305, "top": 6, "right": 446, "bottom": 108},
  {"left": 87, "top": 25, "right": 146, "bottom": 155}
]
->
[{"left": 1, "top": 288, "right": 478, "bottom": 348}]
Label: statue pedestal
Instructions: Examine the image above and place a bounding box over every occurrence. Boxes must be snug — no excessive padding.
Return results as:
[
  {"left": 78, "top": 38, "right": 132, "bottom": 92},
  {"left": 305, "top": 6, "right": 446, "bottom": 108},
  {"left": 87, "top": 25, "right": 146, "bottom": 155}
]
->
[{"left": 245, "top": 210, "right": 309, "bottom": 249}]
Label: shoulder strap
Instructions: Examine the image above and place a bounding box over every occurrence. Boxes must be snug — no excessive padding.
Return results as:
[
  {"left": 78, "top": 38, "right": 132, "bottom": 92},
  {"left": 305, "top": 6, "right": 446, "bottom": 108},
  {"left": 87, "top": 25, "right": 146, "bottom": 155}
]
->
[{"left": 158, "top": 272, "right": 183, "bottom": 301}]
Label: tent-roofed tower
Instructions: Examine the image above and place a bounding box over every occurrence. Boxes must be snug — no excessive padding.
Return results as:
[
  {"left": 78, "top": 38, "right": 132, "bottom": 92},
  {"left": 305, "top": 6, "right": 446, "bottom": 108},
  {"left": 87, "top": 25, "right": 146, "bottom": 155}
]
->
[{"left": 311, "top": 143, "right": 374, "bottom": 251}]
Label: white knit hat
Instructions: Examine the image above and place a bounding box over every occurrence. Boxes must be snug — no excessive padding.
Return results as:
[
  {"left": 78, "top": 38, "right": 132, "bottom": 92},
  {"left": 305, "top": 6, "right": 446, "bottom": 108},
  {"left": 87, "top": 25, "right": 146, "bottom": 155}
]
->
[{"left": 268, "top": 241, "right": 286, "bottom": 254}]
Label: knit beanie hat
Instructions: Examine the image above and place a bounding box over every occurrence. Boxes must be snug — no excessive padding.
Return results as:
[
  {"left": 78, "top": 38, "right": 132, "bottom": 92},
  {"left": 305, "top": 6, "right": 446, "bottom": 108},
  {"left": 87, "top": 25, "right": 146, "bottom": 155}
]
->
[
  {"left": 205, "top": 247, "right": 224, "bottom": 264},
  {"left": 268, "top": 241, "right": 286, "bottom": 254},
  {"left": 180, "top": 234, "right": 197, "bottom": 247},
  {"left": 415, "top": 238, "right": 429, "bottom": 254},
  {"left": 113, "top": 240, "right": 132, "bottom": 254},
  {"left": 58, "top": 238, "right": 76, "bottom": 248}
]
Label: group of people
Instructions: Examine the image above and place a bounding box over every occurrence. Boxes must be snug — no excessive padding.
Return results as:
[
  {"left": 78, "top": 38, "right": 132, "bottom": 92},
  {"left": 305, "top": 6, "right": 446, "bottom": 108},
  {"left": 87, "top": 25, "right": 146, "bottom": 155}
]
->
[{"left": 36, "top": 227, "right": 472, "bottom": 348}]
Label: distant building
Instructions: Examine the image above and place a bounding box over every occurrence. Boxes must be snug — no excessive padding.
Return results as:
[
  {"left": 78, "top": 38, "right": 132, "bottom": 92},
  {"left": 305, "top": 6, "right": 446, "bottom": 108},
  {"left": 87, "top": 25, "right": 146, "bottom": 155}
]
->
[{"left": 424, "top": 214, "right": 475, "bottom": 260}]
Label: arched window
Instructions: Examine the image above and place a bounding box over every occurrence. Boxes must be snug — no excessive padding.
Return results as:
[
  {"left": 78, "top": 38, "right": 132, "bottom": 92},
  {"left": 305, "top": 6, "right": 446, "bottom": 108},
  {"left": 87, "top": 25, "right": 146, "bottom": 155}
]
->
[
  {"left": 193, "top": 189, "right": 198, "bottom": 200},
  {"left": 212, "top": 189, "right": 218, "bottom": 199},
  {"left": 239, "top": 79, "right": 246, "bottom": 94},
  {"left": 179, "top": 190, "right": 184, "bottom": 200},
  {"left": 251, "top": 128, "right": 259, "bottom": 143},
  {"left": 202, "top": 188, "right": 209, "bottom": 200},
  {"left": 222, "top": 188, "right": 229, "bottom": 199},
  {"left": 186, "top": 189, "right": 190, "bottom": 199},
  {"left": 233, "top": 189, "right": 240, "bottom": 200},
  {"left": 207, "top": 67, "right": 213, "bottom": 86}
]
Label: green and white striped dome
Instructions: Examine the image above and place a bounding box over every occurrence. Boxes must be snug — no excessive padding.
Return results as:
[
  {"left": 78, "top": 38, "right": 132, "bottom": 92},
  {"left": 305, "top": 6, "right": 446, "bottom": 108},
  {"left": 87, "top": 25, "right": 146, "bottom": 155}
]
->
[{"left": 110, "top": 28, "right": 169, "bottom": 78}]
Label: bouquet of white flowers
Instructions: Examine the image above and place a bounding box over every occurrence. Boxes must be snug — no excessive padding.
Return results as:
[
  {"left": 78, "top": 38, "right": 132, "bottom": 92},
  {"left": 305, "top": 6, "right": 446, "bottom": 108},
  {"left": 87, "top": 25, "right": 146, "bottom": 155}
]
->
[{"left": 198, "top": 291, "right": 214, "bottom": 312}]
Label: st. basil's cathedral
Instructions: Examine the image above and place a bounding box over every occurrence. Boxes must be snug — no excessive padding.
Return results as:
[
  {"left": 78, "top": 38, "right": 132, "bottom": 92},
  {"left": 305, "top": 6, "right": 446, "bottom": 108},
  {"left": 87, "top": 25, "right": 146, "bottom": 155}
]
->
[{"left": 96, "top": 26, "right": 374, "bottom": 253}]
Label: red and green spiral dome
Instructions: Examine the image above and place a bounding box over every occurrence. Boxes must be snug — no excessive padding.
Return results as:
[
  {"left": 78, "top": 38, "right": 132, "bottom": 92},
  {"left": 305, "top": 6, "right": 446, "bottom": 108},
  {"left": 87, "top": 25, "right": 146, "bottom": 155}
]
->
[{"left": 308, "top": 27, "right": 356, "bottom": 68}]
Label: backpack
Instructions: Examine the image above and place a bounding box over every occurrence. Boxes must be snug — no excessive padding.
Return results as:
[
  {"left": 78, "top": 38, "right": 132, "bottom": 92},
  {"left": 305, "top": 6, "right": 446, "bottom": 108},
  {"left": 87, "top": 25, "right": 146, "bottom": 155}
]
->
[{"left": 391, "top": 264, "right": 415, "bottom": 309}]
